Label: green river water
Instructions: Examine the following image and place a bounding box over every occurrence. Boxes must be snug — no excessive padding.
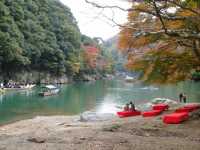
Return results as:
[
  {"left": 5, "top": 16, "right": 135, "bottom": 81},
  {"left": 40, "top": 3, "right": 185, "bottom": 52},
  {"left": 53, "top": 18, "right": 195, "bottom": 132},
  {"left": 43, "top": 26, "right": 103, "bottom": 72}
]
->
[{"left": 0, "top": 80, "right": 200, "bottom": 125}]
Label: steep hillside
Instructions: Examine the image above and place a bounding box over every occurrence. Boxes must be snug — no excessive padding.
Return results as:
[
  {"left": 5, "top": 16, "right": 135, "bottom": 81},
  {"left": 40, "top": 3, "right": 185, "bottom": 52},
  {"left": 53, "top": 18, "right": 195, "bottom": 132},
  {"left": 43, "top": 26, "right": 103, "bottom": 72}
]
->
[{"left": 0, "top": 0, "right": 81, "bottom": 83}]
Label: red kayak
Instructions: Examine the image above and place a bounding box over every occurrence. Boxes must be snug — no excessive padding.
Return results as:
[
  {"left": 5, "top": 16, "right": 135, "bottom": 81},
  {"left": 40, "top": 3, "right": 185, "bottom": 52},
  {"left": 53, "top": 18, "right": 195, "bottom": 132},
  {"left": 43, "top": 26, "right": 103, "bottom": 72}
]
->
[
  {"left": 175, "top": 104, "right": 200, "bottom": 113},
  {"left": 142, "top": 109, "right": 163, "bottom": 117},
  {"left": 153, "top": 103, "right": 169, "bottom": 111},
  {"left": 183, "top": 104, "right": 200, "bottom": 111},
  {"left": 175, "top": 107, "right": 194, "bottom": 113},
  {"left": 117, "top": 110, "right": 141, "bottom": 118},
  {"left": 163, "top": 112, "right": 189, "bottom": 124}
]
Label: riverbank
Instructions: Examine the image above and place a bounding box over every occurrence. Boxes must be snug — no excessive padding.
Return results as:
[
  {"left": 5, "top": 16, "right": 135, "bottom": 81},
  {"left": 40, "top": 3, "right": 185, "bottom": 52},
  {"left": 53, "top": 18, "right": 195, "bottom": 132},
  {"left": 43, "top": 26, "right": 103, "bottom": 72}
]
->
[
  {"left": 0, "top": 109, "right": 200, "bottom": 150},
  {"left": 0, "top": 70, "right": 112, "bottom": 86}
]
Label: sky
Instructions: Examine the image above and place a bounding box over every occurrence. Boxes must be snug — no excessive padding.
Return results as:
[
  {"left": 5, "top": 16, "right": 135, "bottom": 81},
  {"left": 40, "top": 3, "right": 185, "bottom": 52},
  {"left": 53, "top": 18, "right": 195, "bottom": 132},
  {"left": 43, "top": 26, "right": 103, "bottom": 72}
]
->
[{"left": 60, "top": 0, "right": 130, "bottom": 40}]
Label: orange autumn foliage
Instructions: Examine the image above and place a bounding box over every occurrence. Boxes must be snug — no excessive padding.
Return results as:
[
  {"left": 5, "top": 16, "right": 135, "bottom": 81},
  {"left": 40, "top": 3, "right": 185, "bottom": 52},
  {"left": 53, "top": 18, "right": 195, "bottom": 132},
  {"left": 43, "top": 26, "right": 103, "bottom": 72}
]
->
[
  {"left": 118, "top": 1, "right": 200, "bottom": 83},
  {"left": 83, "top": 45, "right": 100, "bottom": 68},
  {"left": 126, "top": 49, "right": 200, "bottom": 83}
]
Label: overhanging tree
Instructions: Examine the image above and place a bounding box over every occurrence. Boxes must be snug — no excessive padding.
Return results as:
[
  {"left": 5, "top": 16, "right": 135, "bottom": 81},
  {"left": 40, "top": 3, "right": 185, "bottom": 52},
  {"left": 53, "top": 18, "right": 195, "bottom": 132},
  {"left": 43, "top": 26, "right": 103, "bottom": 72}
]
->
[{"left": 85, "top": 0, "right": 200, "bottom": 83}]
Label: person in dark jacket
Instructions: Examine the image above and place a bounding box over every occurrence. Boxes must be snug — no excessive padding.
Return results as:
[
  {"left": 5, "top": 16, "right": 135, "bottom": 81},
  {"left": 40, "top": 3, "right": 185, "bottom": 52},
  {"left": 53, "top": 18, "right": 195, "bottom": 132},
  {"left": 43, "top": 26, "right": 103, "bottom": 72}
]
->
[
  {"left": 183, "top": 93, "right": 187, "bottom": 103},
  {"left": 129, "top": 101, "right": 135, "bottom": 111},
  {"left": 179, "top": 93, "right": 183, "bottom": 103}
]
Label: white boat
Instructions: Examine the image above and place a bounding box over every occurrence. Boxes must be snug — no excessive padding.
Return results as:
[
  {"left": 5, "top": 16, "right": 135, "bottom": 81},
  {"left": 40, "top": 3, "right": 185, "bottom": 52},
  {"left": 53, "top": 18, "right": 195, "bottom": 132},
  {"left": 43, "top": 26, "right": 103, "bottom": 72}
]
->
[
  {"left": 39, "top": 85, "right": 60, "bottom": 96},
  {"left": 125, "top": 75, "right": 135, "bottom": 82}
]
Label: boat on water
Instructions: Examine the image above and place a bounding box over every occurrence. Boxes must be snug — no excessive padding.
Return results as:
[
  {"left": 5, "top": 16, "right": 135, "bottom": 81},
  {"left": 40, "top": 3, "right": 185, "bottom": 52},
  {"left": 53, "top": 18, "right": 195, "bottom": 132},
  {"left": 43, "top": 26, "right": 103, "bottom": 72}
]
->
[
  {"left": 39, "top": 85, "right": 60, "bottom": 96},
  {"left": 125, "top": 75, "right": 135, "bottom": 82},
  {"left": 4, "top": 84, "right": 36, "bottom": 90}
]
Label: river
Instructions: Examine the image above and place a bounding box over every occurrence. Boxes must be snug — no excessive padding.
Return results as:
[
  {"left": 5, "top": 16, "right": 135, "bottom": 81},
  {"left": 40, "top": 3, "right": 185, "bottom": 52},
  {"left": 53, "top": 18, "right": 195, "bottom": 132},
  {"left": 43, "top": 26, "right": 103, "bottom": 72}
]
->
[{"left": 0, "top": 80, "right": 199, "bottom": 125}]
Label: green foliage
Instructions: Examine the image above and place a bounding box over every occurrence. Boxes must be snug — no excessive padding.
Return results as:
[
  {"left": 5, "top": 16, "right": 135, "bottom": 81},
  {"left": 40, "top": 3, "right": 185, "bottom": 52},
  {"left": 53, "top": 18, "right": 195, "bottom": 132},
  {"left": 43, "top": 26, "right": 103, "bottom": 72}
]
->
[
  {"left": 75, "top": 35, "right": 115, "bottom": 78},
  {"left": 0, "top": 0, "right": 82, "bottom": 80},
  {"left": 103, "top": 36, "right": 126, "bottom": 72},
  {"left": 183, "top": 0, "right": 200, "bottom": 7},
  {"left": 81, "top": 34, "right": 97, "bottom": 46},
  {"left": 192, "top": 71, "right": 200, "bottom": 81},
  {"left": 127, "top": 50, "right": 200, "bottom": 83}
]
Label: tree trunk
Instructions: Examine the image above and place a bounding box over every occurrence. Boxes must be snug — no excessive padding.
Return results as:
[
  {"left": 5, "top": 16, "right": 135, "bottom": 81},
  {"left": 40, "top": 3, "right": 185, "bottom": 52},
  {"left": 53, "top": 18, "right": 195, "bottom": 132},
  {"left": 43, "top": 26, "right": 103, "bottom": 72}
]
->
[{"left": 192, "top": 40, "right": 200, "bottom": 61}]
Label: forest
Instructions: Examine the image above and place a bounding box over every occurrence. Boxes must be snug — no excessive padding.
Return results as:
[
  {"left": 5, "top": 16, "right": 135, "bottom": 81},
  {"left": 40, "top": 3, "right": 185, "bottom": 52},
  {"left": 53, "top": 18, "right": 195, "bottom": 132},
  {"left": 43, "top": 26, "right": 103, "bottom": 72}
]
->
[
  {"left": 0, "top": 0, "right": 113, "bottom": 84},
  {"left": 83, "top": 0, "right": 200, "bottom": 83},
  {"left": 1, "top": 0, "right": 200, "bottom": 84}
]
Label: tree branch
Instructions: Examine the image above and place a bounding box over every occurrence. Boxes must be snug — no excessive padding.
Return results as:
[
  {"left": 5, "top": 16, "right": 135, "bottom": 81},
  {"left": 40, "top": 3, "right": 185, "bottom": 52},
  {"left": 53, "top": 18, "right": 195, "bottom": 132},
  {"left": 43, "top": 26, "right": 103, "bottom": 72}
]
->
[
  {"left": 168, "top": 0, "right": 200, "bottom": 16},
  {"left": 84, "top": 0, "right": 200, "bottom": 53},
  {"left": 177, "top": 40, "right": 193, "bottom": 48},
  {"left": 134, "top": 29, "right": 200, "bottom": 40},
  {"left": 152, "top": 0, "right": 167, "bottom": 33},
  {"left": 85, "top": 0, "right": 195, "bottom": 21},
  {"left": 84, "top": 0, "right": 130, "bottom": 11}
]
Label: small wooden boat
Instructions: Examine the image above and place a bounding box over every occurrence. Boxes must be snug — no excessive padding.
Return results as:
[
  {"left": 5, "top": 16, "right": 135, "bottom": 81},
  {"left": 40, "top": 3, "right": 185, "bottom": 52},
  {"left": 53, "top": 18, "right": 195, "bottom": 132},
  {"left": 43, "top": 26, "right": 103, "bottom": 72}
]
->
[
  {"left": 163, "top": 112, "right": 189, "bottom": 124},
  {"left": 39, "top": 85, "right": 60, "bottom": 96}
]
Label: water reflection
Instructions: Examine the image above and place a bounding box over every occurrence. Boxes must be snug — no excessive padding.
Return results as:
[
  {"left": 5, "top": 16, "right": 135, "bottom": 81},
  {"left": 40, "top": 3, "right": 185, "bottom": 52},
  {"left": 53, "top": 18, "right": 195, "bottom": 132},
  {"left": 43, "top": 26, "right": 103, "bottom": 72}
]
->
[
  {"left": 96, "top": 95, "right": 120, "bottom": 114},
  {"left": 0, "top": 95, "right": 3, "bottom": 103},
  {"left": 140, "top": 86, "right": 159, "bottom": 91}
]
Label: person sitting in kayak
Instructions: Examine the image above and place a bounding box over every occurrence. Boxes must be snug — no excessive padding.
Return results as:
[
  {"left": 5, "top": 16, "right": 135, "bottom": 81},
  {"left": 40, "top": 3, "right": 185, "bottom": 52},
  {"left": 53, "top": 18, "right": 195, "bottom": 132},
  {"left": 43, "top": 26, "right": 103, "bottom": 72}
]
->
[
  {"left": 129, "top": 101, "right": 135, "bottom": 111},
  {"left": 124, "top": 103, "right": 129, "bottom": 111}
]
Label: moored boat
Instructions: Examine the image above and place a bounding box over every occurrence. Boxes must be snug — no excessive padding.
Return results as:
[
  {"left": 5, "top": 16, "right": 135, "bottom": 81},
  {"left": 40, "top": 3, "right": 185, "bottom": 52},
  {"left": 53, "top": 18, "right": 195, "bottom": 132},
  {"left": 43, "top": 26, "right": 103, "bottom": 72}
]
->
[
  {"left": 4, "top": 84, "right": 36, "bottom": 90},
  {"left": 125, "top": 75, "right": 135, "bottom": 82},
  {"left": 39, "top": 85, "right": 60, "bottom": 96}
]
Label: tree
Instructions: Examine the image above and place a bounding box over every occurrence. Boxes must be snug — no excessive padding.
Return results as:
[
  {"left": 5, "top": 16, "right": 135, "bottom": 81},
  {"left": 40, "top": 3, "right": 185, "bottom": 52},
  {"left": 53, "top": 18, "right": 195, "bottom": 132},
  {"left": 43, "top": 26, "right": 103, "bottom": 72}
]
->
[
  {"left": 0, "top": 0, "right": 82, "bottom": 82},
  {"left": 85, "top": 0, "right": 200, "bottom": 83},
  {"left": 118, "top": 0, "right": 200, "bottom": 82},
  {"left": 0, "top": 1, "right": 30, "bottom": 82}
]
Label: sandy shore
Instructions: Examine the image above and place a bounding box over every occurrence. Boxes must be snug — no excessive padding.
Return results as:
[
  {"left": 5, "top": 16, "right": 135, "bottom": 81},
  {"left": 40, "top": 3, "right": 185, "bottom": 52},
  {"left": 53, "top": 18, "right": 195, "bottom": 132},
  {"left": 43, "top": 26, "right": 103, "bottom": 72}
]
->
[{"left": 0, "top": 109, "right": 200, "bottom": 150}]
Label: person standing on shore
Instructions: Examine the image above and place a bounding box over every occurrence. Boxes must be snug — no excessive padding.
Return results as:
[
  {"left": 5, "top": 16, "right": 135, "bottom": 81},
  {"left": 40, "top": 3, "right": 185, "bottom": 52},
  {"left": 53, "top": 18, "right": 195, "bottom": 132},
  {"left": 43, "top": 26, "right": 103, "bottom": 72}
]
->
[
  {"left": 183, "top": 93, "right": 187, "bottom": 103},
  {"left": 179, "top": 93, "right": 183, "bottom": 103}
]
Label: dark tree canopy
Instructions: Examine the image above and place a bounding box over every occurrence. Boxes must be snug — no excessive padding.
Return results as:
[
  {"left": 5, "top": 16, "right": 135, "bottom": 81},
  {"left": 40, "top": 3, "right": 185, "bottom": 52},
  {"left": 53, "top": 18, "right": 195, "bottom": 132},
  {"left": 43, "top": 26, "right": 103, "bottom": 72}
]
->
[{"left": 0, "top": 0, "right": 82, "bottom": 80}]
